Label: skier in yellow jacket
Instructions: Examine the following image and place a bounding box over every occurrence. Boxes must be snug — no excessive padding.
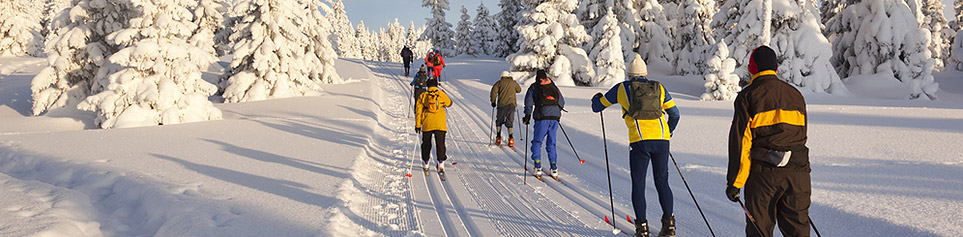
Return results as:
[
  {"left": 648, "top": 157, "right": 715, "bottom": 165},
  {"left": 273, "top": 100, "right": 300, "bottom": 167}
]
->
[{"left": 415, "top": 79, "right": 453, "bottom": 172}]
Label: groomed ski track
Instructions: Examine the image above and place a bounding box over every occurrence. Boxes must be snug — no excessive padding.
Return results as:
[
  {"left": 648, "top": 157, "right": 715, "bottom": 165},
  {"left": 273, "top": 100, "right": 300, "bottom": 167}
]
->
[{"left": 351, "top": 59, "right": 741, "bottom": 236}]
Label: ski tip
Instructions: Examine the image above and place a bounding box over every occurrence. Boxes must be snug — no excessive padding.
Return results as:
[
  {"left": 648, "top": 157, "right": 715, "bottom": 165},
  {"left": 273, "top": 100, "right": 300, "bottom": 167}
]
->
[
  {"left": 580, "top": 160, "right": 585, "bottom": 165},
  {"left": 626, "top": 215, "right": 633, "bottom": 223},
  {"left": 451, "top": 162, "right": 457, "bottom": 165},
  {"left": 604, "top": 215, "right": 610, "bottom": 224},
  {"left": 405, "top": 174, "right": 412, "bottom": 177}
]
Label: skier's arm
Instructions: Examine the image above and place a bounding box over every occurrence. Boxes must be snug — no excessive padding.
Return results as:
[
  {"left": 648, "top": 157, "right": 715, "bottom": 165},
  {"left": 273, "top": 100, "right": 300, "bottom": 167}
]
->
[
  {"left": 442, "top": 91, "right": 453, "bottom": 107},
  {"left": 490, "top": 82, "right": 499, "bottom": 105},
  {"left": 415, "top": 94, "right": 424, "bottom": 128},
  {"left": 591, "top": 83, "right": 621, "bottom": 112},
  {"left": 662, "top": 86, "right": 680, "bottom": 133},
  {"left": 727, "top": 93, "right": 752, "bottom": 189},
  {"left": 523, "top": 86, "right": 534, "bottom": 116}
]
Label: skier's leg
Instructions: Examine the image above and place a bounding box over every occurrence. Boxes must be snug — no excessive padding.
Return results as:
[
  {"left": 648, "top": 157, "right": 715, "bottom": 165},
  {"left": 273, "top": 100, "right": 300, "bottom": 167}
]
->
[
  {"left": 421, "top": 131, "right": 433, "bottom": 162},
  {"left": 648, "top": 141, "right": 674, "bottom": 217},
  {"left": 544, "top": 120, "right": 559, "bottom": 169},
  {"left": 436, "top": 131, "right": 447, "bottom": 162},
  {"left": 531, "top": 120, "right": 547, "bottom": 167},
  {"left": 629, "top": 142, "right": 651, "bottom": 221},
  {"left": 776, "top": 172, "right": 812, "bottom": 236},
  {"left": 745, "top": 166, "right": 778, "bottom": 237}
]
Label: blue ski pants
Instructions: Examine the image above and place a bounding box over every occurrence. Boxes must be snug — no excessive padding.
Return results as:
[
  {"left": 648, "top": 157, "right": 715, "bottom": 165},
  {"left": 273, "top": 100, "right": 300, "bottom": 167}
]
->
[
  {"left": 630, "top": 140, "right": 673, "bottom": 222},
  {"left": 530, "top": 120, "right": 558, "bottom": 168}
]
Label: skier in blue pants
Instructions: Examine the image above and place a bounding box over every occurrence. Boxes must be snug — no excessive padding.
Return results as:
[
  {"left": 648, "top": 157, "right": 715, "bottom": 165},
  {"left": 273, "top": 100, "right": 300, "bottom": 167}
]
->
[{"left": 522, "top": 69, "right": 565, "bottom": 178}]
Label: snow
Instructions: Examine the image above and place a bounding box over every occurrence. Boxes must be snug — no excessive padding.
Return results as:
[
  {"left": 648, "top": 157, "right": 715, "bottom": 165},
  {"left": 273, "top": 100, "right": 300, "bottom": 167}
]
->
[{"left": 2, "top": 55, "right": 963, "bottom": 236}]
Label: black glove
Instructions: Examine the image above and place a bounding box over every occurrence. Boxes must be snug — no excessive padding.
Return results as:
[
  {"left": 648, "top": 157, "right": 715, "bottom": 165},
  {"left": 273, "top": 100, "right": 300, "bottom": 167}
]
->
[
  {"left": 491, "top": 102, "right": 497, "bottom": 107},
  {"left": 726, "top": 186, "right": 740, "bottom": 202},
  {"left": 415, "top": 127, "right": 421, "bottom": 133},
  {"left": 522, "top": 115, "right": 531, "bottom": 125},
  {"left": 592, "top": 92, "right": 604, "bottom": 101}
]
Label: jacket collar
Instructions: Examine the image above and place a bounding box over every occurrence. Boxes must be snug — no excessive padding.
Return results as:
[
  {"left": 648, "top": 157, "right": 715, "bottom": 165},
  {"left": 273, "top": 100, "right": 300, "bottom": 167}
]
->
[
  {"left": 629, "top": 75, "right": 648, "bottom": 82},
  {"left": 750, "top": 70, "right": 777, "bottom": 85}
]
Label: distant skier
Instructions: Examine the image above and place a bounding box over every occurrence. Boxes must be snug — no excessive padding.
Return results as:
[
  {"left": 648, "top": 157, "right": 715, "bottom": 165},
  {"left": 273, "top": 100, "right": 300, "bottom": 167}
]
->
[
  {"left": 490, "top": 71, "right": 522, "bottom": 147},
  {"left": 591, "top": 54, "right": 680, "bottom": 237},
  {"left": 401, "top": 46, "right": 414, "bottom": 76},
  {"left": 416, "top": 79, "right": 452, "bottom": 173},
  {"left": 425, "top": 50, "right": 435, "bottom": 78},
  {"left": 410, "top": 65, "right": 429, "bottom": 112},
  {"left": 425, "top": 51, "right": 445, "bottom": 80},
  {"left": 522, "top": 70, "right": 564, "bottom": 179},
  {"left": 726, "top": 45, "right": 812, "bottom": 237}
]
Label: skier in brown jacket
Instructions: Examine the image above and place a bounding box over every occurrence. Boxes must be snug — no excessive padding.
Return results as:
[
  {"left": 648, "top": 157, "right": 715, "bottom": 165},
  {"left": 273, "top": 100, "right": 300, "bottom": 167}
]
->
[{"left": 489, "top": 71, "right": 522, "bottom": 147}]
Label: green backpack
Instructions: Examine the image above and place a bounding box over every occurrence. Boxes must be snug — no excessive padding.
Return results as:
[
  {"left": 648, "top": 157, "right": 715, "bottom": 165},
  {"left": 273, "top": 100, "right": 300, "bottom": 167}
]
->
[{"left": 625, "top": 81, "right": 663, "bottom": 120}]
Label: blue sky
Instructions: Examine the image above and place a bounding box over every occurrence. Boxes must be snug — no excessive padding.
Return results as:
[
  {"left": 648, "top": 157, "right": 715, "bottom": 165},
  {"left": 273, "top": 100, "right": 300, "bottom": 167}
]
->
[
  {"left": 343, "top": 0, "right": 501, "bottom": 31},
  {"left": 344, "top": 0, "right": 958, "bottom": 31}
]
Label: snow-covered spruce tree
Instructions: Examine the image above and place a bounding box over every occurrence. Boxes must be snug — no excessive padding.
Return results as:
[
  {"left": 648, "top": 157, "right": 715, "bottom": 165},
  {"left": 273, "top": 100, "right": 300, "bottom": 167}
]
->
[
  {"left": 635, "top": 0, "right": 675, "bottom": 65},
  {"left": 589, "top": 8, "right": 625, "bottom": 88},
  {"left": 577, "top": 0, "right": 608, "bottom": 35},
  {"left": 472, "top": 3, "right": 497, "bottom": 56},
  {"left": 508, "top": 0, "right": 595, "bottom": 86},
  {"left": 920, "top": 0, "right": 951, "bottom": 70},
  {"left": 356, "top": 21, "right": 375, "bottom": 61},
  {"left": 409, "top": 23, "right": 433, "bottom": 59},
  {"left": 769, "top": 0, "right": 847, "bottom": 94},
  {"left": 702, "top": 42, "right": 742, "bottom": 101},
  {"left": 953, "top": 0, "right": 963, "bottom": 70},
  {"left": 224, "top": 0, "right": 340, "bottom": 103},
  {"left": 422, "top": 0, "right": 455, "bottom": 56},
  {"left": 191, "top": 0, "right": 228, "bottom": 58},
  {"left": 831, "top": 0, "right": 938, "bottom": 100},
  {"left": 454, "top": 6, "right": 475, "bottom": 56},
  {"left": 495, "top": 0, "right": 523, "bottom": 57},
  {"left": 31, "top": 0, "right": 137, "bottom": 116},
  {"left": 78, "top": 0, "right": 221, "bottom": 129},
  {"left": 326, "top": 0, "right": 360, "bottom": 59},
  {"left": 387, "top": 19, "right": 407, "bottom": 62},
  {"left": 820, "top": 0, "right": 855, "bottom": 35},
  {"left": 0, "top": 0, "right": 43, "bottom": 57},
  {"left": 674, "top": 0, "right": 717, "bottom": 75},
  {"left": 41, "top": 0, "right": 71, "bottom": 51},
  {"left": 712, "top": 0, "right": 772, "bottom": 78}
]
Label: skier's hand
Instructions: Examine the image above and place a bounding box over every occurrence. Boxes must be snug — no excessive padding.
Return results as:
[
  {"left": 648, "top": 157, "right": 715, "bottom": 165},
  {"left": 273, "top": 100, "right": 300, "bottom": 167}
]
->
[
  {"left": 592, "top": 92, "right": 604, "bottom": 101},
  {"left": 522, "top": 115, "right": 531, "bottom": 125},
  {"left": 726, "top": 186, "right": 740, "bottom": 202},
  {"left": 415, "top": 127, "right": 421, "bottom": 133},
  {"left": 491, "top": 102, "right": 497, "bottom": 107}
]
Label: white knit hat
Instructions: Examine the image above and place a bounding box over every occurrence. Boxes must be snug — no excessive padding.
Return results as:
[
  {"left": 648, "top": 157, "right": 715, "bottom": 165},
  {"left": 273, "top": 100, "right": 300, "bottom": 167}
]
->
[
  {"left": 628, "top": 54, "right": 648, "bottom": 77},
  {"left": 501, "top": 71, "right": 511, "bottom": 78}
]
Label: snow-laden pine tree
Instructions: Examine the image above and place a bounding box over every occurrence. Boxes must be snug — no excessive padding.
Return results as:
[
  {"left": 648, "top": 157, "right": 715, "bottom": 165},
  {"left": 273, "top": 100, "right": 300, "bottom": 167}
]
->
[
  {"left": 77, "top": 0, "right": 221, "bottom": 129},
  {"left": 589, "top": 8, "right": 625, "bottom": 88},
  {"left": 508, "top": 0, "right": 595, "bottom": 86},
  {"left": 356, "top": 21, "right": 375, "bottom": 61},
  {"left": 702, "top": 42, "right": 742, "bottom": 100},
  {"left": 31, "top": 0, "right": 136, "bottom": 115},
  {"left": 379, "top": 19, "right": 407, "bottom": 62},
  {"left": 422, "top": 0, "right": 455, "bottom": 56},
  {"left": 770, "top": 0, "right": 847, "bottom": 94},
  {"left": 577, "top": 0, "right": 608, "bottom": 35},
  {"left": 454, "top": 6, "right": 475, "bottom": 56},
  {"left": 920, "top": 0, "right": 951, "bottom": 70},
  {"left": 224, "top": 0, "right": 341, "bottom": 103},
  {"left": 820, "top": 0, "right": 855, "bottom": 35},
  {"left": 712, "top": 0, "right": 773, "bottom": 78},
  {"left": 0, "top": 0, "right": 43, "bottom": 57},
  {"left": 952, "top": 0, "right": 963, "bottom": 70},
  {"left": 191, "top": 0, "right": 229, "bottom": 58},
  {"left": 408, "top": 23, "right": 433, "bottom": 59},
  {"left": 495, "top": 0, "right": 523, "bottom": 57},
  {"left": 831, "top": 0, "right": 938, "bottom": 100},
  {"left": 41, "top": 0, "right": 71, "bottom": 51},
  {"left": 634, "top": 0, "right": 675, "bottom": 65},
  {"left": 674, "top": 0, "right": 717, "bottom": 75},
  {"left": 326, "top": 0, "right": 360, "bottom": 59},
  {"left": 472, "top": 3, "right": 498, "bottom": 56}
]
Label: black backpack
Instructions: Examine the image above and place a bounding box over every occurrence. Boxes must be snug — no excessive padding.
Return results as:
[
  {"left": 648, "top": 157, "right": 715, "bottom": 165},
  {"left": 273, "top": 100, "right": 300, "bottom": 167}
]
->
[
  {"left": 432, "top": 54, "right": 442, "bottom": 65},
  {"left": 625, "top": 81, "right": 663, "bottom": 120},
  {"left": 415, "top": 73, "right": 427, "bottom": 88},
  {"left": 535, "top": 82, "right": 560, "bottom": 109}
]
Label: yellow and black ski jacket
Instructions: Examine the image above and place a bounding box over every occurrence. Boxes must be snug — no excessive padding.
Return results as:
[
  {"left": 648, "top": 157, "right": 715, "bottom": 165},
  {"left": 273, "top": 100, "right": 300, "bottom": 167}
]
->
[{"left": 727, "top": 71, "right": 810, "bottom": 189}]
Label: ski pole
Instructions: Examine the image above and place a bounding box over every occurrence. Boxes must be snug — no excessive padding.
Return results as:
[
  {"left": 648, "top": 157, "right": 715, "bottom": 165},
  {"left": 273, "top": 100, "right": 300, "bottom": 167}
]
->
[
  {"left": 600, "top": 112, "right": 616, "bottom": 229},
  {"left": 524, "top": 121, "right": 529, "bottom": 185},
  {"left": 811, "top": 217, "right": 822, "bottom": 237},
  {"left": 488, "top": 106, "right": 496, "bottom": 146},
  {"left": 737, "top": 198, "right": 766, "bottom": 237},
  {"left": 668, "top": 152, "right": 716, "bottom": 237},
  {"left": 557, "top": 123, "right": 585, "bottom": 164}
]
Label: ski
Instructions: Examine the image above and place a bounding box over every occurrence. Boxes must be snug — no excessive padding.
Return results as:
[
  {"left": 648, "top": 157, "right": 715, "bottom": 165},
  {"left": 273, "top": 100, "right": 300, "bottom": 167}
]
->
[
  {"left": 438, "top": 169, "right": 447, "bottom": 181},
  {"left": 424, "top": 166, "right": 430, "bottom": 177}
]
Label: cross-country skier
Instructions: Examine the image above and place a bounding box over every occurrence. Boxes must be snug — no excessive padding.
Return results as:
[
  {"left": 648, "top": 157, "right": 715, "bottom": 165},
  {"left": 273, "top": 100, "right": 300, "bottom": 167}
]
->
[
  {"left": 401, "top": 46, "right": 414, "bottom": 76},
  {"left": 416, "top": 79, "right": 452, "bottom": 172},
  {"left": 522, "top": 70, "right": 564, "bottom": 179},
  {"left": 490, "top": 71, "right": 522, "bottom": 147},
  {"left": 726, "top": 45, "right": 812, "bottom": 237},
  {"left": 410, "top": 65, "right": 429, "bottom": 112},
  {"left": 591, "top": 54, "right": 680, "bottom": 237}
]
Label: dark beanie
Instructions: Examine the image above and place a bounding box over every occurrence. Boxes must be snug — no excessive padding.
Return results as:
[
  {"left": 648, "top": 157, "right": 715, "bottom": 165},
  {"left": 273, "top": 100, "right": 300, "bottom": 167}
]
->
[
  {"left": 427, "top": 78, "right": 439, "bottom": 87},
  {"left": 748, "top": 46, "right": 778, "bottom": 75},
  {"left": 536, "top": 70, "right": 548, "bottom": 80}
]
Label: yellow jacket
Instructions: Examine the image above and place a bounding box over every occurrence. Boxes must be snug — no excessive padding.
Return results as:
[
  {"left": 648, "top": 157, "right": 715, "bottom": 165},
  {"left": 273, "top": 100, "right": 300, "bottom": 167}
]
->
[{"left": 416, "top": 87, "right": 452, "bottom": 132}]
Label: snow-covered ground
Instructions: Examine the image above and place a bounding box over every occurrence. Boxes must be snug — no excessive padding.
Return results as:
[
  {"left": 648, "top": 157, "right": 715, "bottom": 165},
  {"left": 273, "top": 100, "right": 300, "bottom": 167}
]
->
[{"left": 1, "top": 55, "right": 962, "bottom": 236}]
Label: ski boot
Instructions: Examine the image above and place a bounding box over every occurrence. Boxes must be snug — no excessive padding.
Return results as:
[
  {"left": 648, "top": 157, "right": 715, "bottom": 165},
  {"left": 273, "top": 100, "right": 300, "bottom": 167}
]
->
[
  {"left": 635, "top": 220, "right": 650, "bottom": 237},
  {"left": 550, "top": 168, "right": 558, "bottom": 179},
  {"left": 658, "top": 215, "right": 675, "bottom": 237},
  {"left": 495, "top": 136, "right": 502, "bottom": 145},
  {"left": 507, "top": 137, "right": 514, "bottom": 147},
  {"left": 437, "top": 161, "right": 445, "bottom": 172},
  {"left": 533, "top": 167, "right": 543, "bottom": 177}
]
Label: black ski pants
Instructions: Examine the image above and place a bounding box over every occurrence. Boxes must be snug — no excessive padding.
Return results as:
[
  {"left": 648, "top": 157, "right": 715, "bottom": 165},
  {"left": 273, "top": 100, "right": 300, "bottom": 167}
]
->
[
  {"left": 421, "top": 130, "right": 447, "bottom": 162},
  {"left": 744, "top": 163, "right": 812, "bottom": 237}
]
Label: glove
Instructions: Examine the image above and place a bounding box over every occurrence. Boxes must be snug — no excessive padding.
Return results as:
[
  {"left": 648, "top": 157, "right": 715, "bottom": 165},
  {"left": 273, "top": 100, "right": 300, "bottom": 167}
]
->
[
  {"left": 522, "top": 115, "right": 531, "bottom": 125},
  {"left": 415, "top": 127, "right": 421, "bottom": 133},
  {"left": 592, "top": 92, "right": 604, "bottom": 101},
  {"left": 492, "top": 102, "right": 497, "bottom": 107},
  {"left": 726, "top": 186, "right": 740, "bottom": 202}
]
